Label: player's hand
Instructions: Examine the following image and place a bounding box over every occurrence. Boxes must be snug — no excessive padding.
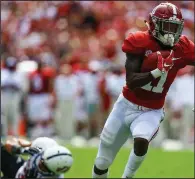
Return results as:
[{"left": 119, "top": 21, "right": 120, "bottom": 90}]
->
[
  {"left": 157, "top": 50, "right": 174, "bottom": 73},
  {"left": 4, "top": 137, "right": 31, "bottom": 154},
  {"left": 4, "top": 138, "right": 21, "bottom": 154},
  {"left": 18, "top": 138, "right": 32, "bottom": 148}
]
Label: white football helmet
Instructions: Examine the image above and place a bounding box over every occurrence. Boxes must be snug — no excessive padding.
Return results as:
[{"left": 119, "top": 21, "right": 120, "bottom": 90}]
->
[
  {"left": 41, "top": 146, "right": 73, "bottom": 175},
  {"left": 31, "top": 137, "right": 58, "bottom": 151}
]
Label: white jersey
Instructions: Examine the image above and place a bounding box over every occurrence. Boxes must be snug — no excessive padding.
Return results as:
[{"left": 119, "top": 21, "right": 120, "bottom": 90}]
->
[
  {"left": 79, "top": 71, "right": 100, "bottom": 104},
  {"left": 54, "top": 74, "right": 80, "bottom": 101},
  {"left": 170, "top": 74, "right": 194, "bottom": 110},
  {"left": 1, "top": 68, "right": 27, "bottom": 93},
  {"left": 105, "top": 73, "right": 125, "bottom": 98},
  {"left": 1, "top": 68, "right": 28, "bottom": 136},
  {"left": 15, "top": 153, "right": 64, "bottom": 178}
]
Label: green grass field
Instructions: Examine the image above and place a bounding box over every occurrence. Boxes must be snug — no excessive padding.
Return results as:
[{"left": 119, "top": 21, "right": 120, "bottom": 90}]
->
[{"left": 65, "top": 147, "right": 194, "bottom": 178}]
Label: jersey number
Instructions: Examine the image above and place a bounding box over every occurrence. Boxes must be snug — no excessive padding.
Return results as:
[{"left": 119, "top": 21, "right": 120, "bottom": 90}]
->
[{"left": 141, "top": 73, "right": 168, "bottom": 93}]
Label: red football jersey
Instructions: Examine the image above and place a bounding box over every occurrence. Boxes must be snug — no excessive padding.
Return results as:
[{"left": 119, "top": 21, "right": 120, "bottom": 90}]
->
[
  {"left": 28, "top": 67, "right": 55, "bottom": 94},
  {"left": 122, "top": 31, "right": 194, "bottom": 109}
]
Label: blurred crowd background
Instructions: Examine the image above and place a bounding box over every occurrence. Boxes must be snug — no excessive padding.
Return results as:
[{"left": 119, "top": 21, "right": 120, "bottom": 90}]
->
[{"left": 1, "top": 1, "right": 194, "bottom": 148}]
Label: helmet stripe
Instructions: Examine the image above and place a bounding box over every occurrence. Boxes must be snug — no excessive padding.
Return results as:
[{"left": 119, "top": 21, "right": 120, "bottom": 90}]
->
[
  {"left": 166, "top": 3, "right": 177, "bottom": 17},
  {"left": 46, "top": 153, "right": 72, "bottom": 160},
  {"left": 152, "top": 6, "right": 158, "bottom": 14}
]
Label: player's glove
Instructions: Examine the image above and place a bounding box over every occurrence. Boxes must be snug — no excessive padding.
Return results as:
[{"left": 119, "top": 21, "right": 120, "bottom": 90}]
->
[{"left": 157, "top": 50, "right": 174, "bottom": 73}]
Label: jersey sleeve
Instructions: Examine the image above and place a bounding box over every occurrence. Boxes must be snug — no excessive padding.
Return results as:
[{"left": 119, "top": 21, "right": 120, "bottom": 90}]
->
[
  {"left": 122, "top": 31, "right": 147, "bottom": 55},
  {"left": 179, "top": 36, "right": 195, "bottom": 66},
  {"left": 184, "top": 39, "right": 194, "bottom": 66}
]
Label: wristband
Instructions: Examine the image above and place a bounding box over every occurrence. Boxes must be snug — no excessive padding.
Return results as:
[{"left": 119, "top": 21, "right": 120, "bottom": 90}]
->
[{"left": 150, "top": 68, "right": 162, "bottom": 78}]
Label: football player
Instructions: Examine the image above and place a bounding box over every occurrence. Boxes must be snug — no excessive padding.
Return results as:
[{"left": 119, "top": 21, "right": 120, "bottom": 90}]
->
[
  {"left": 26, "top": 59, "right": 56, "bottom": 138},
  {"left": 1, "top": 137, "right": 73, "bottom": 178},
  {"left": 1, "top": 137, "right": 55, "bottom": 178},
  {"left": 92, "top": 2, "right": 194, "bottom": 178},
  {"left": 1, "top": 57, "right": 26, "bottom": 137}
]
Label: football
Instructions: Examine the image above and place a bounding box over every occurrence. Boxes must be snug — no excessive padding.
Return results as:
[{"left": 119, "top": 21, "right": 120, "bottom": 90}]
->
[{"left": 141, "top": 50, "right": 171, "bottom": 72}]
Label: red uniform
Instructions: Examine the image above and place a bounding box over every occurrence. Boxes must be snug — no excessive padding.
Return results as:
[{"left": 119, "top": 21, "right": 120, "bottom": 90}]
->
[
  {"left": 28, "top": 67, "right": 55, "bottom": 94},
  {"left": 27, "top": 67, "right": 55, "bottom": 124},
  {"left": 122, "top": 31, "right": 194, "bottom": 109}
]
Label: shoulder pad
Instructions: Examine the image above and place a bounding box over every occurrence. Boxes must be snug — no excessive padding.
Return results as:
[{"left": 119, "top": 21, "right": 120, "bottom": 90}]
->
[{"left": 122, "top": 31, "right": 150, "bottom": 54}]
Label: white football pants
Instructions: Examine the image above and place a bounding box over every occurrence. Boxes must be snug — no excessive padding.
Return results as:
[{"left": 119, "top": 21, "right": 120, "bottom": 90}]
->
[
  {"left": 1, "top": 91, "right": 22, "bottom": 137},
  {"left": 54, "top": 99, "right": 76, "bottom": 139},
  {"left": 95, "top": 93, "right": 165, "bottom": 168}
]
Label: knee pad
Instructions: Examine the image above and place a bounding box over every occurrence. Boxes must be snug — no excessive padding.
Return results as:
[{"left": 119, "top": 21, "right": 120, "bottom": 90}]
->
[
  {"left": 134, "top": 137, "right": 149, "bottom": 156},
  {"left": 95, "top": 157, "right": 112, "bottom": 170}
]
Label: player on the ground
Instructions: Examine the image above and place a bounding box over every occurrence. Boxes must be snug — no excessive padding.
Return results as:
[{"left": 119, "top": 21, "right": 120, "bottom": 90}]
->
[
  {"left": 92, "top": 2, "right": 194, "bottom": 178},
  {"left": 2, "top": 137, "right": 55, "bottom": 178},
  {"left": 1, "top": 137, "right": 73, "bottom": 178}
]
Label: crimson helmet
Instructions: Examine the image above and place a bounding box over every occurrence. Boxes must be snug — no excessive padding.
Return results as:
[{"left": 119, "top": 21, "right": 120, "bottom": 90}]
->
[{"left": 148, "top": 2, "right": 184, "bottom": 47}]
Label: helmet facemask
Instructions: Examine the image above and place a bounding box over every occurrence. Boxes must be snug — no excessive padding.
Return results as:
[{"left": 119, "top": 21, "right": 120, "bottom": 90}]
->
[
  {"left": 37, "top": 154, "right": 56, "bottom": 176},
  {"left": 151, "top": 15, "right": 184, "bottom": 47},
  {"left": 38, "top": 146, "right": 73, "bottom": 176}
]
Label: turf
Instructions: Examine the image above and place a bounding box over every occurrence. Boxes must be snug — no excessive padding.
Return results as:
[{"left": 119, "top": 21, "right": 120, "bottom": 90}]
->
[{"left": 65, "top": 147, "right": 194, "bottom": 178}]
